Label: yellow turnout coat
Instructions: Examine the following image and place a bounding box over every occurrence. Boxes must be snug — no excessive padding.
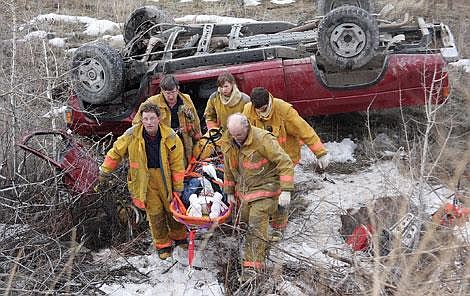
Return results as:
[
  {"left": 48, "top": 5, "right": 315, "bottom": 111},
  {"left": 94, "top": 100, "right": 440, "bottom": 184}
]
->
[
  {"left": 243, "top": 95, "right": 327, "bottom": 163},
  {"left": 100, "top": 124, "right": 185, "bottom": 208}
]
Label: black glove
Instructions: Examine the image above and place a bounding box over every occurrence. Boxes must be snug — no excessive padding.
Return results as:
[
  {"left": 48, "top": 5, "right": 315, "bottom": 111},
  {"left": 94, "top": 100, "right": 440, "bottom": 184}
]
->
[{"left": 94, "top": 172, "right": 110, "bottom": 192}]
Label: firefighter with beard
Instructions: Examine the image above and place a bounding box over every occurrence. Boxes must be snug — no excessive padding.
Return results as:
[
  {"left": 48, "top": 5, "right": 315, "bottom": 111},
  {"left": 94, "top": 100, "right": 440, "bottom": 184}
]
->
[{"left": 133, "top": 74, "right": 202, "bottom": 166}]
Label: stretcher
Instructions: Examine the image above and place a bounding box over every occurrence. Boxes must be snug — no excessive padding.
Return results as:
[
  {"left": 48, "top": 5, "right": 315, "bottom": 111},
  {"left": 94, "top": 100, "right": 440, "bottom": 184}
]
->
[{"left": 169, "top": 151, "right": 232, "bottom": 267}]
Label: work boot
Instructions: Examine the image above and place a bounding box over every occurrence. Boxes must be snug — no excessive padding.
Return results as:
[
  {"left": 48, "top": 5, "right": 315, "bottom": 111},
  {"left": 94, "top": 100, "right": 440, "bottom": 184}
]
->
[
  {"left": 270, "top": 229, "right": 284, "bottom": 242},
  {"left": 174, "top": 238, "right": 189, "bottom": 250},
  {"left": 239, "top": 267, "right": 258, "bottom": 283},
  {"left": 157, "top": 247, "right": 173, "bottom": 260}
]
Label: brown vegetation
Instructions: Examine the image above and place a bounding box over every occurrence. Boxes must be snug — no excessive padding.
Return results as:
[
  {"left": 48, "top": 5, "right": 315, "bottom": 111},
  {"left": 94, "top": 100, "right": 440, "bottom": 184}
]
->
[{"left": 0, "top": 0, "right": 468, "bottom": 295}]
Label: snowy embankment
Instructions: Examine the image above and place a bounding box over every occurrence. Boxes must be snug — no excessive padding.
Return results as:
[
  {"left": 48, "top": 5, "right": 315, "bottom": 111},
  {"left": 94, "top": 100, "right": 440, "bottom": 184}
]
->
[
  {"left": 17, "top": 0, "right": 297, "bottom": 49},
  {"left": 10, "top": 6, "right": 467, "bottom": 294},
  {"left": 95, "top": 138, "right": 467, "bottom": 296}
]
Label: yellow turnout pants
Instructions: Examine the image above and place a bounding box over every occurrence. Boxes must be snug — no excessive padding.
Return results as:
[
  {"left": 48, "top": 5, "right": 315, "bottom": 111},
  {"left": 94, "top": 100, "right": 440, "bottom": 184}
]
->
[
  {"left": 240, "top": 197, "right": 277, "bottom": 269},
  {"left": 146, "top": 169, "right": 186, "bottom": 250},
  {"left": 271, "top": 206, "right": 288, "bottom": 230}
]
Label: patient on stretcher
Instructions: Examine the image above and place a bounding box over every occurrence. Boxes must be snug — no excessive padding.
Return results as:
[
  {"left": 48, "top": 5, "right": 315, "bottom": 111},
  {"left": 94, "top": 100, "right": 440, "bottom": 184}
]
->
[{"left": 182, "top": 163, "right": 228, "bottom": 218}]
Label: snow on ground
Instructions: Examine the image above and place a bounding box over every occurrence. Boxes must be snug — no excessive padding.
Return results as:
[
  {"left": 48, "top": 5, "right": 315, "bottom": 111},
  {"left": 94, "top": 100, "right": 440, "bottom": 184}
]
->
[
  {"left": 450, "top": 59, "right": 470, "bottom": 73},
  {"left": 95, "top": 248, "right": 224, "bottom": 296},
  {"left": 0, "top": 224, "right": 29, "bottom": 240},
  {"left": 15, "top": 13, "right": 121, "bottom": 48},
  {"left": 20, "top": 30, "right": 67, "bottom": 47},
  {"left": 26, "top": 13, "right": 120, "bottom": 36},
  {"left": 175, "top": 15, "right": 257, "bottom": 24},
  {"left": 275, "top": 145, "right": 466, "bottom": 267},
  {"left": 94, "top": 139, "right": 466, "bottom": 295},
  {"left": 42, "top": 106, "right": 69, "bottom": 118},
  {"left": 17, "top": 1, "right": 298, "bottom": 48},
  {"left": 166, "top": 0, "right": 295, "bottom": 5},
  {"left": 244, "top": 0, "right": 261, "bottom": 6},
  {"left": 271, "top": 0, "right": 296, "bottom": 4},
  {"left": 324, "top": 138, "right": 357, "bottom": 163},
  {"left": 100, "top": 34, "right": 125, "bottom": 48},
  {"left": 23, "top": 30, "right": 49, "bottom": 40},
  {"left": 13, "top": 9, "right": 465, "bottom": 295},
  {"left": 48, "top": 37, "right": 66, "bottom": 47}
]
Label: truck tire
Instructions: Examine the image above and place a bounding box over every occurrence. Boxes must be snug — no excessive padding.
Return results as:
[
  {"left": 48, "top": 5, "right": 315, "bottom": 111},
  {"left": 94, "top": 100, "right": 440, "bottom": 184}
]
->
[
  {"left": 124, "top": 6, "right": 175, "bottom": 44},
  {"left": 317, "top": 6, "right": 379, "bottom": 70},
  {"left": 317, "top": 0, "right": 374, "bottom": 15},
  {"left": 71, "top": 42, "right": 124, "bottom": 104}
]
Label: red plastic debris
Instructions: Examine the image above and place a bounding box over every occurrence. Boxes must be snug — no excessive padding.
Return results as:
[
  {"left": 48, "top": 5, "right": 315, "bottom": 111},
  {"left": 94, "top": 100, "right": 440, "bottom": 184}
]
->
[
  {"left": 437, "top": 203, "right": 470, "bottom": 226},
  {"left": 346, "top": 224, "right": 374, "bottom": 251}
]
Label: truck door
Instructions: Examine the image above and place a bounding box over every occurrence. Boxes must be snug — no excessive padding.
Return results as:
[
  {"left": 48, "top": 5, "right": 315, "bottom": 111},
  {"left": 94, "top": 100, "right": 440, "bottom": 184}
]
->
[{"left": 283, "top": 56, "right": 403, "bottom": 116}]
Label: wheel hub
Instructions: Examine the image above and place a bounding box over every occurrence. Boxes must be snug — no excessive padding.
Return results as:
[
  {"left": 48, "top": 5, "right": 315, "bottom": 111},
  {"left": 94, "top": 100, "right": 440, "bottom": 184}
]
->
[
  {"left": 330, "top": 22, "right": 366, "bottom": 58},
  {"left": 87, "top": 70, "right": 97, "bottom": 80},
  {"left": 77, "top": 58, "right": 106, "bottom": 93}
]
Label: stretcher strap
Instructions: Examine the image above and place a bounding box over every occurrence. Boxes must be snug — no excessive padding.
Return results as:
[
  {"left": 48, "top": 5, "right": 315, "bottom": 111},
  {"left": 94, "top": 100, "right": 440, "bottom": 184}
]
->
[{"left": 188, "top": 230, "right": 196, "bottom": 267}]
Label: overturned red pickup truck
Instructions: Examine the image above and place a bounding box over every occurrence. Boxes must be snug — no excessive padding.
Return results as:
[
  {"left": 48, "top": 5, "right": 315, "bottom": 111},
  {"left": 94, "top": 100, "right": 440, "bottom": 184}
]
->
[{"left": 65, "top": 5, "right": 458, "bottom": 136}]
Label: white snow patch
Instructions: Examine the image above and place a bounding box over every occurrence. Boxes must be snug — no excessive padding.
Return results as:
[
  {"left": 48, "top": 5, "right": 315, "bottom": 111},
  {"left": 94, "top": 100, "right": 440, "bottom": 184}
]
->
[
  {"left": 271, "top": 0, "right": 296, "bottom": 4},
  {"left": 244, "top": 0, "right": 261, "bottom": 6},
  {"left": 173, "top": 0, "right": 263, "bottom": 4},
  {"left": 21, "top": 30, "right": 65, "bottom": 47},
  {"left": 96, "top": 249, "right": 224, "bottom": 296},
  {"left": 100, "top": 34, "right": 125, "bottom": 49},
  {"left": 83, "top": 19, "right": 120, "bottom": 36},
  {"left": 65, "top": 48, "right": 77, "bottom": 54},
  {"left": 175, "top": 14, "right": 257, "bottom": 24},
  {"left": 23, "top": 30, "right": 49, "bottom": 40},
  {"left": 325, "top": 138, "right": 358, "bottom": 163},
  {"left": 42, "top": 106, "right": 68, "bottom": 118},
  {"left": 274, "top": 280, "right": 308, "bottom": 295},
  {"left": 181, "top": 0, "right": 266, "bottom": 5},
  {"left": 450, "top": 59, "right": 470, "bottom": 73},
  {"left": 89, "top": 157, "right": 460, "bottom": 296},
  {"left": 48, "top": 37, "right": 66, "bottom": 47},
  {"left": 455, "top": 223, "right": 470, "bottom": 243},
  {"left": 300, "top": 138, "right": 357, "bottom": 165},
  {"left": 174, "top": 0, "right": 222, "bottom": 2},
  {"left": 30, "top": 13, "right": 120, "bottom": 36},
  {"left": 0, "top": 224, "right": 29, "bottom": 240}
]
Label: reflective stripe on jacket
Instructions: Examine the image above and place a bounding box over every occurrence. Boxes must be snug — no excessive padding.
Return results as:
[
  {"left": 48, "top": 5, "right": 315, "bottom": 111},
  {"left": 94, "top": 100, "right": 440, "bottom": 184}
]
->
[
  {"left": 204, "top": 91, "right": 250, "bottom": 131},
  {"left": 243, "top": 94, "right": 327, "bottom": 163},
  {"left": 100, "top": 124, "right": 185, "bottom": 206},
  {"left": 221, "top": 126, "right": 294, "bottom": 202},
  {"left": 132, "top": 93, "right": 202, "bottom": 163}
]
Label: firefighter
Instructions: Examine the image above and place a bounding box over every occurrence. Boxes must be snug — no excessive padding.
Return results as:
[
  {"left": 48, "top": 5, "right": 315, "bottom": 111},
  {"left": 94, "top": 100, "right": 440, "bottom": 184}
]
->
[
  {"left": 132, "top": 74, "right": 202, "bottom": 166},
  {"left": 99, "top": 103, "right": 187, "bottom": 260},
  {"left": 221, "top": 113, "right": 294, "bottom": 282},
  {"left": 204, "top": 72, "right": 250, "bottom": 131},
  {"left": 192, "top": 127, "right": 224, "bottom": 160},
  {"left": 243, "top": 87, "right": 330, "bottom": 241}
]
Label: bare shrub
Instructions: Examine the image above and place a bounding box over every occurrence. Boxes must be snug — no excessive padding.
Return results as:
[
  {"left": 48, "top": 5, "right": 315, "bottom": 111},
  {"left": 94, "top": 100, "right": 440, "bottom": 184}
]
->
[{"left": 1, "top": 1, "right": 468, "bottom": 295}]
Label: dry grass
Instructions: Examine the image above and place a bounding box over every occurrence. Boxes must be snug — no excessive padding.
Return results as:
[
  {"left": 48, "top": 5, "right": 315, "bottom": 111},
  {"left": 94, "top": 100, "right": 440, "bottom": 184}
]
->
[
  {"left": 377, "top": 0, "right": 470, "bottom": 57},
  {"left": 0, "top": 0, "right": 468, "bottom": 295}
]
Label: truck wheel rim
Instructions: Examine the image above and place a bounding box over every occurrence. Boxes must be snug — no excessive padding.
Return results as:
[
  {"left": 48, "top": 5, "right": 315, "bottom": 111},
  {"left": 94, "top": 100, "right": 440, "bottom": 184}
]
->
[
  {"left": 329, "top": 22, "right": 366, "bottom": 58},
  {"left": 77, "top": 57, "right": 106, "bottom": 93}
]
